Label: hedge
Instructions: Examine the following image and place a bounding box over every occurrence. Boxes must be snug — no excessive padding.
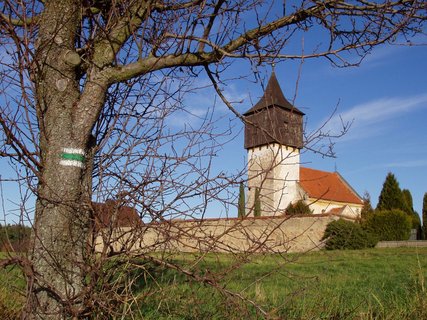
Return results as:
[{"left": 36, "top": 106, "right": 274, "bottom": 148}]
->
[
  {"left": 363, "top": 209, "right": 411, "bottom": 241},
  {"left": 322, "top": 219, "right": 378, "bottom": 250}
]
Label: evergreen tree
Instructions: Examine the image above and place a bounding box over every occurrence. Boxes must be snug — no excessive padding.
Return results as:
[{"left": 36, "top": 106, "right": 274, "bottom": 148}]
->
[
  {"left": 361, "top": 191, "right": 374, "bottom": 221},
  {"left": 254, "top": 188, "right": 261, "bottom": 217},
  {"left": 423, "top": 193, "right": 427, "bottom": 240},
  {"left": 415, "top": 212, "right": 423, "bottom": 240},
  {"left": 377, "top": 173, "right": 405, "bottom": 211},
  {"left": 238, "top": 182, "right": 245, "bottom": 219},
  {"left": 402, "top": 189, "right": 414, "bottom": 213},
  {"left": 401, "top": 189, "right": 420, "bottom": 230},
  {"left": 411, "top": 211, "right": 421, "bottom": 228}
]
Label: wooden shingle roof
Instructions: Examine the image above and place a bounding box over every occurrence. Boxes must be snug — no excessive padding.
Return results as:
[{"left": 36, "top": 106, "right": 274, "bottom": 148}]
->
[
  {"left": 243, "top": 72, "right": 304, "bottom": 116},
  {"left": 299, "top": 167, "right": 363, "bottom": 205}
]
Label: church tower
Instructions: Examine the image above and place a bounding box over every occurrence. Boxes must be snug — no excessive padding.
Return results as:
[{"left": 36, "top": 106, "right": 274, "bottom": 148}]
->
[{"left": 244, "top": 72, "right": 304, "bottom": 216}]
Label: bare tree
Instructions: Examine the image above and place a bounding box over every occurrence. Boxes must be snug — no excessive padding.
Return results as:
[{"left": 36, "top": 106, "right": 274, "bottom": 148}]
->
[{"left": 0, "top": 0, "right": 425, "bottom": 318}]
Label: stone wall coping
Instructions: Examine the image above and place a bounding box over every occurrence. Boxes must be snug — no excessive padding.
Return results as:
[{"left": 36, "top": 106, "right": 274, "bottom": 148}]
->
[
  {"left": 376, "top": 241, "right": 427, "bottom": 248},
  {"left": 143, "top": 212, "right": 356, "bottom": 226}
]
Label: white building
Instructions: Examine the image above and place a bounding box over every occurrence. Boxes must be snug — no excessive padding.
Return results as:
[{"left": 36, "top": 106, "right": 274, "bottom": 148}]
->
[{"left": 244, "top": 72, "right": 363, "bottom": 218}]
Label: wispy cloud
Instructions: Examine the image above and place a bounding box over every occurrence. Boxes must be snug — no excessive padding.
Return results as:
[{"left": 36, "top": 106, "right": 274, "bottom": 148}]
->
[
  {"left": 166, "top": 80, "right": 249, "bottom": 128},
  {"left": 317, "top": 93, "right": 427, "bottom": 141},
  {"left": 386, "top": 159, "right": 427, "bottom": 168},
  {"left": 363, "top": 34, "right": 427, "bottom": 68},
  {"left": 345, "top": 159, "right": 427, "bottom": 175}
]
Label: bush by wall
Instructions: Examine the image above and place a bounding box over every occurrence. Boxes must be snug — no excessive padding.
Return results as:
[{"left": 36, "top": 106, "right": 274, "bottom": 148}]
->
[
  {"left": 363, "top": 209, "right": 411, "bottom": 241},
  {"left": 285, "top": 200, "right": 312, "bottom": 215},
  {"left": 322, "top": 219, "right": 378, "bottom": 250}
]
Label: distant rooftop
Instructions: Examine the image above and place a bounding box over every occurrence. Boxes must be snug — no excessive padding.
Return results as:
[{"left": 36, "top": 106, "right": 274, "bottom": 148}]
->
[{"left": 93, "top": 200, "right": 142, "bottom": 231}]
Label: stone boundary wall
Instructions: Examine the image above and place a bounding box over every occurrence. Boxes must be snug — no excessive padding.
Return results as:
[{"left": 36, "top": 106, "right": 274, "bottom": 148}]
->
[
  {"left": 96, "top": 214, "right": 346, "bottom": 254},
  {"left": 376, "top": 241, "right": 427, "bottom": 248}
]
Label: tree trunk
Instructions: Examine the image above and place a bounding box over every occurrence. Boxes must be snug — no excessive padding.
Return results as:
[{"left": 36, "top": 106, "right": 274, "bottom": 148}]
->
[
  {"left": 25, "top": 1, "right": 96, "bottom": 317},
  {"left": 29, "top": 147, "right": 92, "bottom": 318},
  {"left": 28, "top": 104, "right": 95, "bottom": 317}
]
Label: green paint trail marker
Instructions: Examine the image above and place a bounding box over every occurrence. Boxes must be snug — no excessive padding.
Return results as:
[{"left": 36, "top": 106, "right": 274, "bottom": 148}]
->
[{"left": 59, "top": 148, "right": 85, "bottom": 168}]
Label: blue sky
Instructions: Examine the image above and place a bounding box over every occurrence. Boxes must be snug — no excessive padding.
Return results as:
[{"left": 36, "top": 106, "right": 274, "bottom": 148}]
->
[
  {"left": 0, "top": 9, "right": 426, "bottom": 223},
  {"left": 201, "top": 41, "right": 427, "bottom": 217},
  {"left": 299, "top": 43, "right": 427, "bottom": 216}
]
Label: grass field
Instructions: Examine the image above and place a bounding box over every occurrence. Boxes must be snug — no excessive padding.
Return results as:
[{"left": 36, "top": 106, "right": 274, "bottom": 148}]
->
[
  {"left": 0, "top": 253, "right": 26, "bottom": 319},
  {"left": 1, "top": 248, "right": 426, "bottom": 319},
  {"left": 139, "top": 248, "right": 427, "bottom": 319}
]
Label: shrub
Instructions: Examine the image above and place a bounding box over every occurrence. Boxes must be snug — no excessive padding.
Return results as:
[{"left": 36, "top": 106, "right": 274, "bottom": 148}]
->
[
  {"left": 322, "top": 219, "right": 378, "bottom": 250},
  {"left": 254, "top": 188, "right": 261, "bottom": 217},
  {"left": 364, "top": 209, "right": 412, "bottom": 241},
  {"left": 423, "top": 193, "right": 427, "bottom": 240},
  {"left": 0, "top": 224, "right": 31, "bottom": 252},
  {"left": 285, "top": 200, "right": 312, "bottom": 215},
  {"left": 238, "top": 182, "right": 245, "bottom": 219}
]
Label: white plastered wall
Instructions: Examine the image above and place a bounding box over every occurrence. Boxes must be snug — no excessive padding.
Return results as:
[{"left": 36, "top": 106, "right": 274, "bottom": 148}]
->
[
  {"left": 247, "top": 144, "right": 300, "bottom": 216},
  {"left": 304, "top": 198, "right": 362, "bottom": 218}
]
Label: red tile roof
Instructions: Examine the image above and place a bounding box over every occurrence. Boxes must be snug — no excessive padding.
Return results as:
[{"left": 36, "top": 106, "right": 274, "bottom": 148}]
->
[
  {"left": 326, "top": 206, "right": 345, "bottom": 215},
  {"left": 299, "top": 167, "right": 363, "bottom": 205}
]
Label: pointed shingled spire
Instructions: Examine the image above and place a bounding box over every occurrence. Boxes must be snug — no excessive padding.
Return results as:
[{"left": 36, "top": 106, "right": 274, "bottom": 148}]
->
[
  {"left": 243, "top": 71, "right": 304, "bottom": 149},
  {"left": 244, "top": 72, "right": 304, "bottom": 116}
]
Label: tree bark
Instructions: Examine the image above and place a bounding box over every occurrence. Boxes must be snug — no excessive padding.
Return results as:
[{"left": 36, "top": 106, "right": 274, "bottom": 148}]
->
[{"left": 26, "top": 1, "right": 95, "bottom": 317}]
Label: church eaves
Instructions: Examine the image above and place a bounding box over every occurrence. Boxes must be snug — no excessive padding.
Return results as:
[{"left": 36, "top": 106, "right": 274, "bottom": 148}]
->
[{"left": 243, "top": 72, "right": 304, "bottom": 116}]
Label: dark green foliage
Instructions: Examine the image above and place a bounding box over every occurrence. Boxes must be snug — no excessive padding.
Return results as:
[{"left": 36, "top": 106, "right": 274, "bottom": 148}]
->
[
  {"left": 376, "top": 175, "right": 420, "bottom": 237},
  {"left": 402, "top": 189, "right": 414, "bottom": 213},
  {"left": 361, "top": 191, "right": 374, "bottom": 222},
  {"left": 285, "top": 200, "right": 312, "bottom": 215},
  {"left": 322, "top": 219, "right": 378, "bottom": 250},
  {"left": 402, "top": 189, "right": 421, "bottom": 230},
  {"left": 409, "top": 211, "right": 421, "bottom": 230},
  {"left": 417, "top": 224, "right": 424, "bottom": 241},
  {"left": 254, "top": 188, "right": 261, "bottom": 217},
  {"left": 364, "top": 210, "right": 412, "bottom": 241},
  {"left": 422, "top": 193, "right": 427, "bottom": 240},
  {"left": 0, "top": 224, "right": 31, "bottom": 252},
  {"left": 377, "top": 173, "right": 406, "bottom": 212},
  {"left": 238, "top": 182, "right": 245, "bottom": 219}
]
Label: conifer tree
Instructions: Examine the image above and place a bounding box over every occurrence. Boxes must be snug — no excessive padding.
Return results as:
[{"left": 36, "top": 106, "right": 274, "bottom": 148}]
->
[
  {"left": 254, "top": 188, "right": 261, "bottom": 217},
  {"left": 238, "top": 182, "right": 245, "bottom": 219},
  {"left": 361, "top": 191, "right": 374, "bottom": 221},
  {"left": 402, "top": 189, "right": 421, "bottom": 229},
  {"left": 402, "top": 189, "right": 414, "bottom": 213},
  {"left": 377, "top": 173, "right": 405, "bottom": 211},
  {"left": 423, "top": 193, "right": 427, "bottom": 240}
]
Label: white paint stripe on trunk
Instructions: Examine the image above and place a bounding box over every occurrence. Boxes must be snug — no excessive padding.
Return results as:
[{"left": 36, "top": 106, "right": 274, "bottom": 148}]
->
[
  {"left": 59, "top": 159, "right": 85, "bottom": 168},
  {"left": 62, "top": 148, "right": 85, "bottom": 155}
]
